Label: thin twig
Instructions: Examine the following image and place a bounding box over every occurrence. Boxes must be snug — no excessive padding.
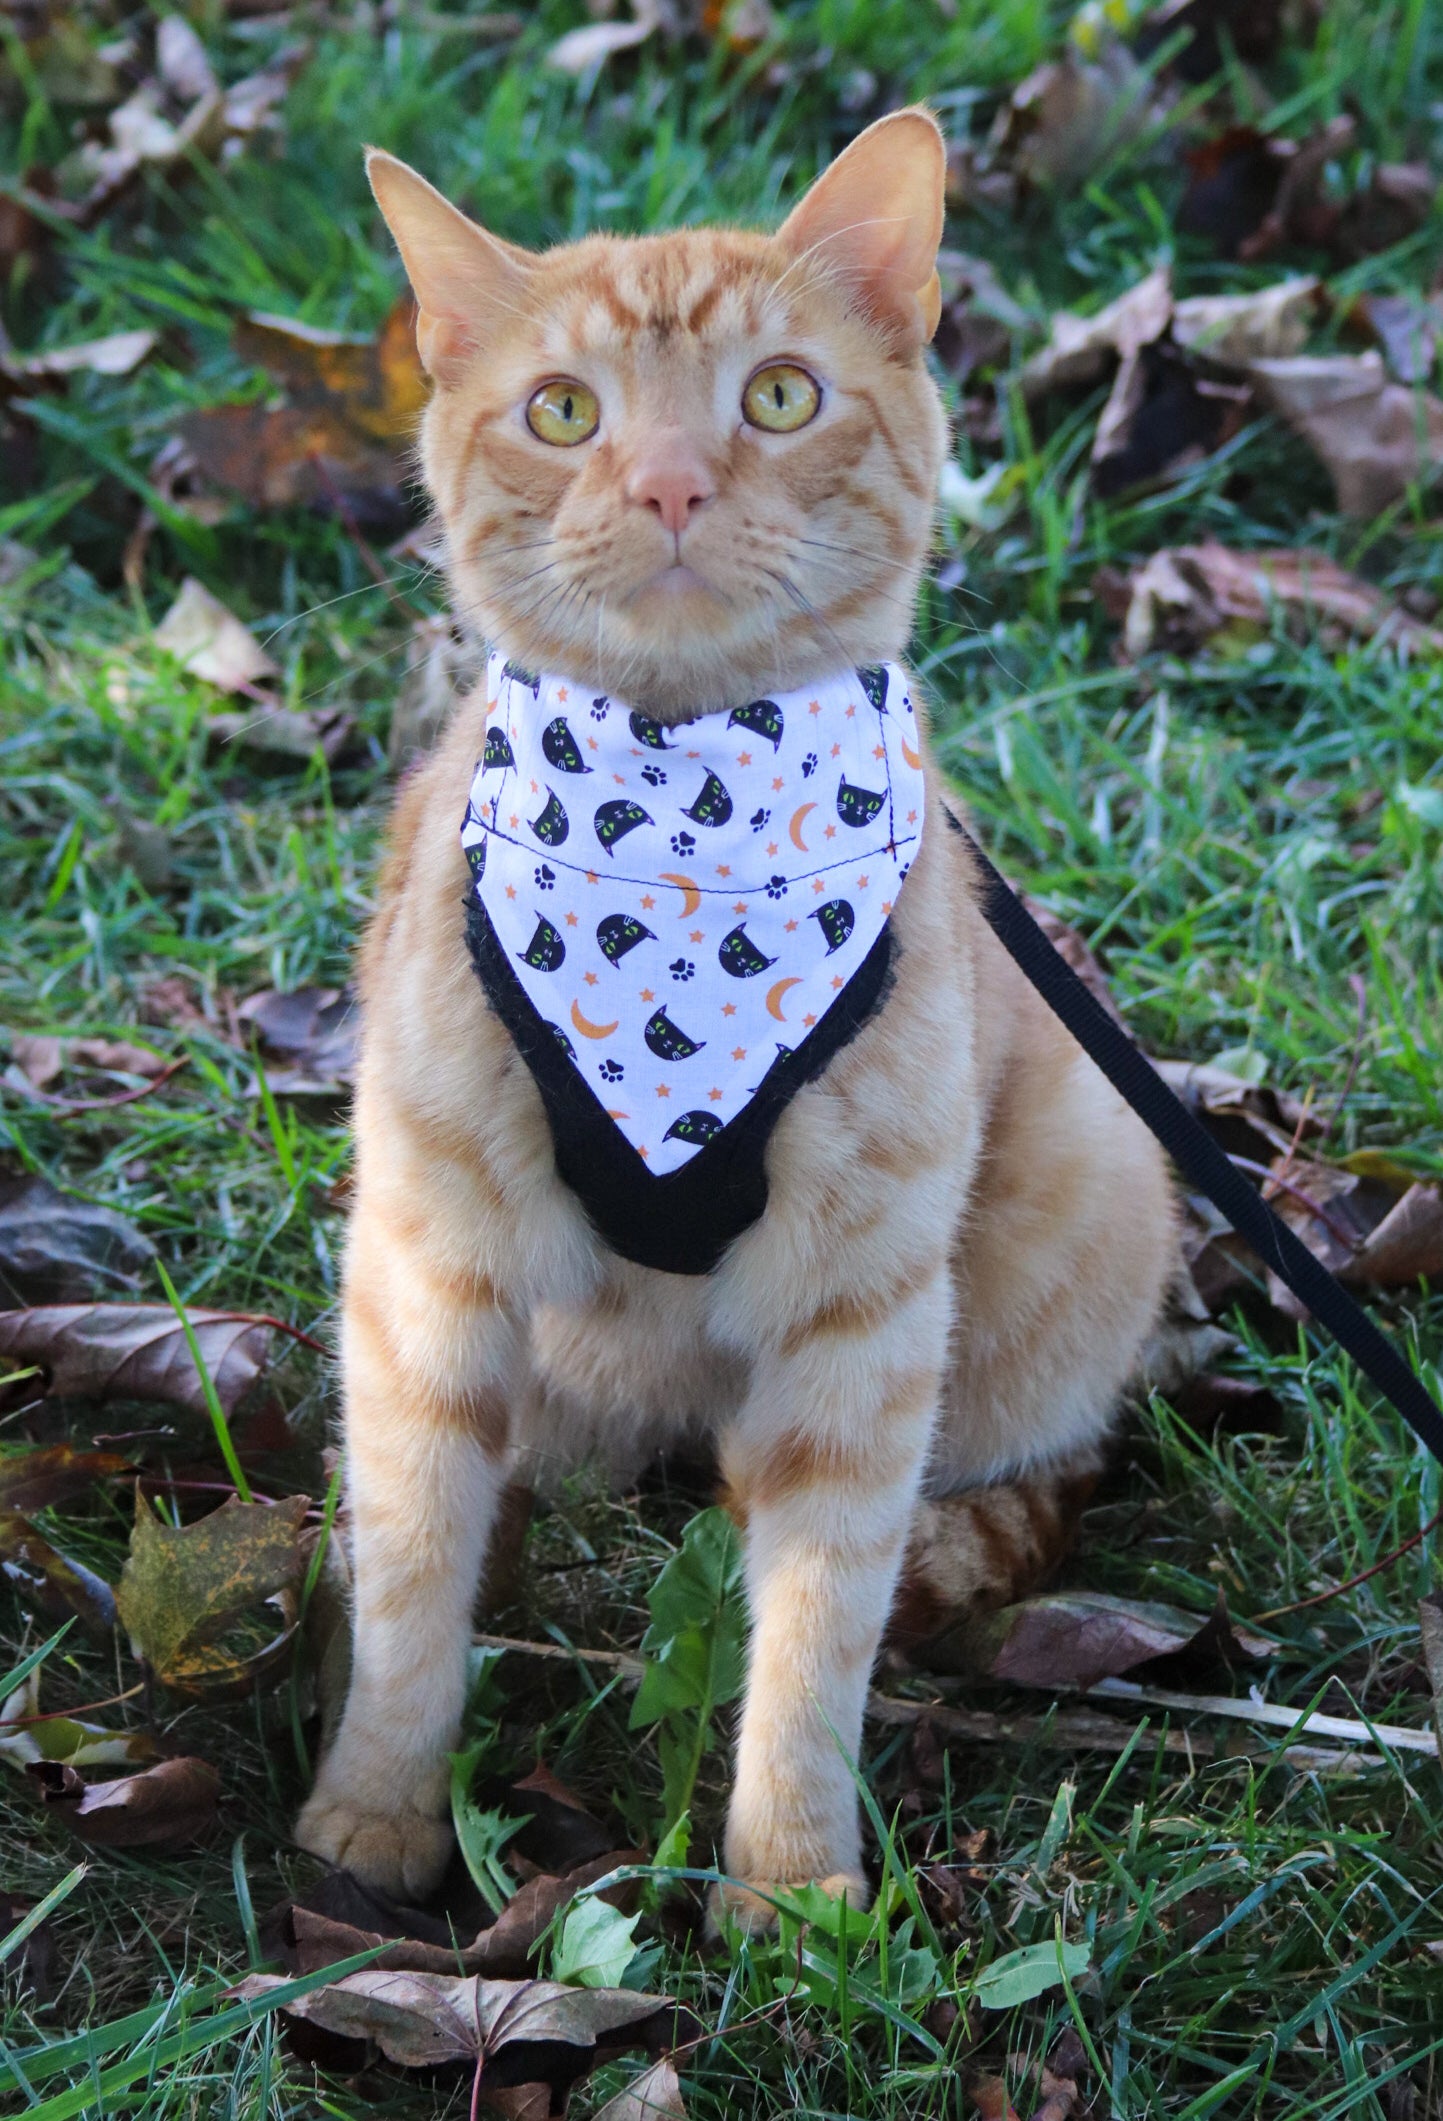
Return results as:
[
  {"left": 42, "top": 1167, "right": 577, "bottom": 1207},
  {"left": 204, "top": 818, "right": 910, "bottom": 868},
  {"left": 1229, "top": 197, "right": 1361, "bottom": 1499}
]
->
[
  {"left": 1323, "top": 972, "right": 1369, "bottom": 1147},
  {"left": 208, "top": 1311, "right": 329, "bottom": 1356},
  {"left": 1252, "top": 1504, "right": 1443, "bottom": 1621},
  {"left": 1228, "top": 1152, "right": 1359, "bottom": 1249},
  {"left": 22, "top": 1055, "right": 189, "bottom": 1118},
  {"left": 309, "top": 455, "right": 425, "bottom": 623},
  {"left": 0, "top": 1681, "right": 144, "bottom": 1727},
  {"left": 473, "top": 1630, "right": 644, "bottom": 1678},
  {"left": 1087, "top": 1676, "right": 1437, "bottom": 1756}
]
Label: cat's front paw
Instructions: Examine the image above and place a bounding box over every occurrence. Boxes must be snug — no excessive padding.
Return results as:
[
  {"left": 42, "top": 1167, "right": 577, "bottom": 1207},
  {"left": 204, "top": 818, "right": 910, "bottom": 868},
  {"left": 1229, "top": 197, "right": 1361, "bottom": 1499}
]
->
[
  {"left": 296, "top": 1782, "right": 453, "bottom": 1900},
  {"left": 706, "top": 1869, "right": 871, "bottom": 1938}
]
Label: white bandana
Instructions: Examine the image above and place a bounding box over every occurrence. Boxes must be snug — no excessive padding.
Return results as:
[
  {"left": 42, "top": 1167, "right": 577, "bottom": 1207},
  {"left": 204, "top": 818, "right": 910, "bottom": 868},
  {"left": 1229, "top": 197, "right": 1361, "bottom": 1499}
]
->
[{"left": 461, "top": 653, "right": 926, "bottom": 1176}]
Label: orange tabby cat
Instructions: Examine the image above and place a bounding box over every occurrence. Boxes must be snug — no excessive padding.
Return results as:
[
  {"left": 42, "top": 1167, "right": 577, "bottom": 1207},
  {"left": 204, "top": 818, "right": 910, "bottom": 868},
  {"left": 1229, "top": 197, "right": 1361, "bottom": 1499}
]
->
[{"left": 296, "top": 110, "right": 1175, "bottom": 1920}]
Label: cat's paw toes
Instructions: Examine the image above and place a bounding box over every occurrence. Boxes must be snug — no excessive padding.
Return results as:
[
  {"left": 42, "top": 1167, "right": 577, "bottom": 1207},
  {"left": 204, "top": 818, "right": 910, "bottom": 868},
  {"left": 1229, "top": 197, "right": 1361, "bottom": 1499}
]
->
[
  {"left": 707, "top": 1869, "right": 870, "bottom": 1938},
  {"left": 296, "top": 1788, "right": 453, "bottom": 1900}
]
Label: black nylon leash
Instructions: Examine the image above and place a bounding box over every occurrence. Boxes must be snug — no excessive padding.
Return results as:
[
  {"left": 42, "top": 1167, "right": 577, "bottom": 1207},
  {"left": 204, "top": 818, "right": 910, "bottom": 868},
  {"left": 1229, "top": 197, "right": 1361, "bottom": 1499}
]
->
[{"left": 946, "top": 816, "right": 1443, "bottom": 1468}]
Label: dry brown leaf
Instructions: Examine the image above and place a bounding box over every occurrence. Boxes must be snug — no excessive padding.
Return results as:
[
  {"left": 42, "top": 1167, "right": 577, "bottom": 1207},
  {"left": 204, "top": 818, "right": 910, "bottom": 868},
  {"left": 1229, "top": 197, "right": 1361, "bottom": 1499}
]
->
[
  {"left": 0, "top": 1303, "right": 276, "bottom": 1416},
  {"left": 1346, "top": 1184, "right": 1443, "bottom": 1288},
  {"left": 1249, "top": 352, "right": 1443, "bottom": 515},
  {"left": 1148, "top": 1059, "right": 1322, "bottom": 1160},
  {"left": 176, "top": 401, "right": 407, "bottom": 521},
  {"left": 155, "top": 16, "right": 218, "bottom": 105},
  {"left": 231, "top": 1966, "right": 667, "bottom": 2071},
  {"left": 280, "top": 1851, "right": 646, "bottom": 1982},
  {"left": 233, "top": 298, "right": 428, "bottom": 444},
  {"left": 966, "top": 1590, "right": 1270, "bottom": 1692},
  {"left": 0, "top": 1172, "right": 155, "bottom": 1305},
  {"left": 1177, "top": 117, "right": 1356, "bottom": 261},
  {"left": 28, "top": 1752, "right": 218, "bottom": 1848},
  {"left": 0, "top": 1442, "right": 136, "bottom": 1511},
  {"left": 594, "top": 2058, "right": 688, "bottom": 2121},
  {"left": 236, "top": 986, "right": 358, "bottom": 1091},
  {"left": 1021, "top": 265, "right": 1172, "bottom": 396},
  {"left": 1021, "top": 899, "right": 1129, "bottom": 1031},
  {"left": 1420, "top": 1593, "right": 1443, "bottom": 1757},
  {"left": 154, "top": 578, "right": 278, "bottom": 694},
  {"left": 547, "top": 1, "right": 664, "bottom": 74},
  {"left": 1170, "top": 279, "right": 1318, "bottom": 367},
  {"left": 208, "top": 702, "right": 356, "bottom": 768},
  {"left": 970, "top": 2078, "right": 1024, "bottom": 2121},
  {"left": 985, "top": 46, "right": 1158, "bottom": 191},
  {"left": 1115, "top": 541, "right": 1443, "bottom": 661},
  {"left": 1133, "top": 0, "right": 1285, "bottom": 80},
  {"left": 11, "top": 1033, "right": 170, "bottom": 1088},
  {"left": 1091, "top": 343, "right": 1250, "bottom": 498},
  {"left": 0, "top": 1510, "right": 117, "bottom": 1635},
  {"left": 1352, "top": 292, "right": 1443, "bottom": 385},
  {"left": 0, "top": 329, "right": 157, "bottom": 384}
]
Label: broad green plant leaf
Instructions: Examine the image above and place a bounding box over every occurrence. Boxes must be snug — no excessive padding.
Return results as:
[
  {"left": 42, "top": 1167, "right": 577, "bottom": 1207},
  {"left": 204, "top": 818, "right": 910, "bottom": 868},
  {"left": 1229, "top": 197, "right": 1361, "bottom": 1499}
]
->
[
  {"left": 549, "top": 1898, "right": 644, "bottom": 1990},
  {"left": 116, "top": 1491, "right": 307, "bottom": 1695},
  {"left": 629, "top": 1508, "right": 746, "bottom": 1832},
  {"left": 973, "top": 1939, "right": 1091, "bottom": 2010},
  {"left": 450, "top": 1741, "right": 529, "bottom": 1916}
]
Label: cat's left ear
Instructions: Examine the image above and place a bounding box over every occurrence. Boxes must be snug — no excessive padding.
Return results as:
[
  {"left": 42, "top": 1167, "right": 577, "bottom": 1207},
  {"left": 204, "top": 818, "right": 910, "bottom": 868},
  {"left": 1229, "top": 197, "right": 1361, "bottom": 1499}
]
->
[
  {"left": 366, "top": 149, "right": 533, "bottom": 383},
  {"left": 776, "top": 107, "right": 945, "bottom": 349}
]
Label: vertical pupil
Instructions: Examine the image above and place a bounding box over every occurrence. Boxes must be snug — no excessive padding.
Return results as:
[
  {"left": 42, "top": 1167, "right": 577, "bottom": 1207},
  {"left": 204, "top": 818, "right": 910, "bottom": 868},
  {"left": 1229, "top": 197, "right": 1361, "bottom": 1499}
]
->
[
  {"left": 772, "top": 380, "right": 784, "bottom": 409},
  {"left": 562, "top": 394, "right": 574, "bottom": 421}
]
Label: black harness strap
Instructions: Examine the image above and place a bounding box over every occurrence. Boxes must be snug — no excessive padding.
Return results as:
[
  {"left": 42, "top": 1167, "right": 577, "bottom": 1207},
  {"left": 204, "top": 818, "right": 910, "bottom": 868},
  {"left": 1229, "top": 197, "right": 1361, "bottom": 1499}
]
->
[{"left": 948, "top": 815, "right": 1443, "bottom": 1469}]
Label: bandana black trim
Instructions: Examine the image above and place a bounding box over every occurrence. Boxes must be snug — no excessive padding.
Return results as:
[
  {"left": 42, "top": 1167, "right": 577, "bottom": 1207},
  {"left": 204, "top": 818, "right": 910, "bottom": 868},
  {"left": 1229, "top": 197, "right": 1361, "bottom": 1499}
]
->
[{"left": 464, "top": 893, "right": 894, "bottom": 1275}]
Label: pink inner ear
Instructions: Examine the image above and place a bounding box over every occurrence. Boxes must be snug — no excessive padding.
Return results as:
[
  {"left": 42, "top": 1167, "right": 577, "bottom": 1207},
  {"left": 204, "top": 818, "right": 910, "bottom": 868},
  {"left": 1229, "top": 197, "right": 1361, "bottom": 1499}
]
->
[{"left": 777, "top": 112, "right": 945, "bottom": 342}]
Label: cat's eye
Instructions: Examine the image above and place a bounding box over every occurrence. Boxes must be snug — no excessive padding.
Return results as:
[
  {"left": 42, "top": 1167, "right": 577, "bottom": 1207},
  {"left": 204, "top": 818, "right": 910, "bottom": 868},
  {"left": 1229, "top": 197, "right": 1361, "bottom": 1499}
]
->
[
  {"left": 526, "top": 379, "right": 600, "bottom": 446},
  {"left": 742, "top": 363, "right": 821, "bottom": 434}
]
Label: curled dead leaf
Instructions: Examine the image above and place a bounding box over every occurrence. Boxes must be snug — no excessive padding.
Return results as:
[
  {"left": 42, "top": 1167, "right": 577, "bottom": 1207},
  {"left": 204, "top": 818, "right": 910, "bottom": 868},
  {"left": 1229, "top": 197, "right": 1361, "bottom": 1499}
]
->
[
  {"left": 0, "top": 1510, "right": 117, "bottom": 1634},
  {"left": 1114, "top": 542, "right": 1443, "bottom": 661},
  {"left": 0, "top": 1303, "right": 277, "bottom": 1416},
  {"left": 28, "top": 1752, "right": 218, "bottom": 1848},
  {"left": 594, "top": 2058, "right": 688, "bottom": 2121},
  {"left": 154, "top": 578, "right": 278, "bottom": 694},
  {"left": 547, "top": 2, "right": 664, "bottom": 74},
  {"left": 0, "top": 329, "right": 157, "bottom": 384},
  {"left": 1249, "top": 352, "right": 1443, "bottom": 516},
  {"left": 1021, "top": 266, "right": 1173, "bottom": 397},
  {"left": 966, "top": 1590, "right": 1270, "bottom": 1692},
  {"left": 236, "top": 986, "right": 358, "bottom": 1093}
]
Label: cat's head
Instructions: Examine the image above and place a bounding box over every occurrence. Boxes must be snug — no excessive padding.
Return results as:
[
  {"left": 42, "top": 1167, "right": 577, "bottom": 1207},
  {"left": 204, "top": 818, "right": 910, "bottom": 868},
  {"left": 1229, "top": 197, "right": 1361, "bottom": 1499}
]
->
[{"left": 369, "top": 110, "right": 948, "bottom": 716}]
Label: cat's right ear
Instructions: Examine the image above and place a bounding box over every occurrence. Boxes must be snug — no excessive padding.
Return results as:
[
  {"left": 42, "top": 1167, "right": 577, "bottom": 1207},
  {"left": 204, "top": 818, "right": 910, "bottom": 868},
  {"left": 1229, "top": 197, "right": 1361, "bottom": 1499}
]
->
[{"left": 366, "top": 150, "right": 532, "bottom": 384}]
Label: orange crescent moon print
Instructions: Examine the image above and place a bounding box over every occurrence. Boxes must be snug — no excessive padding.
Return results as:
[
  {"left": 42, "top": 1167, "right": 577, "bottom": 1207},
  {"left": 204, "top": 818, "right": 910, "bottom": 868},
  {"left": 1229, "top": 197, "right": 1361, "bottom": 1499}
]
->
[
  {"left": 658, "top": 872, "right": 702, "bottom": 917},
  {"left": 570, "top": 997, "right": 621, "bottom": 1040},
  {"left": 765, "top": 976, "right": 803, "bottom": 1022},
  {"left": 788, "top": 801, "right": 817, "bottom": 853},
  {"left": 900, "top": 734, "right": 923, "bottom": 770}
]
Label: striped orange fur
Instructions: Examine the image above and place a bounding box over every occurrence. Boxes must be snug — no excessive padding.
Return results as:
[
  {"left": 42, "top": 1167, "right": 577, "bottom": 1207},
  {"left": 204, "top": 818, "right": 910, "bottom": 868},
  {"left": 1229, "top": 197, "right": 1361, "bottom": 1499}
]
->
[{"left": 296, "top": 110, "right": 1175, "bottom": 1919}]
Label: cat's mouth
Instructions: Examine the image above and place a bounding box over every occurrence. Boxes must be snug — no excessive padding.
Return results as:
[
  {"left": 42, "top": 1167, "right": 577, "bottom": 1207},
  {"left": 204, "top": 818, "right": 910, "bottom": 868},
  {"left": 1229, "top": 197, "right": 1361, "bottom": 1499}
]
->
[{"left": 633, "top": 561, "right": 716, "bottom": 601}]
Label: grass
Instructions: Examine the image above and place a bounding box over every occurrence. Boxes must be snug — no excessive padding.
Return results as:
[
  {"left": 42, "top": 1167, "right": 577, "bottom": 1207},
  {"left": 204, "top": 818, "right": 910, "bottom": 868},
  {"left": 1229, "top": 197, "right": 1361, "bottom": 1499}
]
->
[{"left": 3, "top": 0, "right": 1443, "bottom": 2114}]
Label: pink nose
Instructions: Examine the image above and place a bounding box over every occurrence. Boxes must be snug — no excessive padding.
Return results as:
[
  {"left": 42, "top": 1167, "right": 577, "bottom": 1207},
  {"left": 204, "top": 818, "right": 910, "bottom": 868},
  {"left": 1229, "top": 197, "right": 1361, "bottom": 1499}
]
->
[{"left": 624, "top": 435, "right": 715, "bottom": 537}]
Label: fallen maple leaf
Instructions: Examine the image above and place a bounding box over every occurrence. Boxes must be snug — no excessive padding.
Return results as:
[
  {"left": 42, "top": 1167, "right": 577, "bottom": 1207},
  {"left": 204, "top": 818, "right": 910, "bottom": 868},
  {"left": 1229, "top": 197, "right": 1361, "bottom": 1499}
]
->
[
  {"left": 1248, "top": 352, "right": 1443, "bottom": 516},
  {"left": 231, "top": 1966, "right": 667, "bottom": 2071},
  {"left": 28, "top": 1752, "right": 219, "bottom": 1848},
  {"left": 117, "top": 1490, "right": 308, "bottom": 1695},
  {"left": 153, "top": 577, "right": 278, "bottom": 695},
  {"left": 0, "top": 1304, "right": 276, "bottom": 1416}
]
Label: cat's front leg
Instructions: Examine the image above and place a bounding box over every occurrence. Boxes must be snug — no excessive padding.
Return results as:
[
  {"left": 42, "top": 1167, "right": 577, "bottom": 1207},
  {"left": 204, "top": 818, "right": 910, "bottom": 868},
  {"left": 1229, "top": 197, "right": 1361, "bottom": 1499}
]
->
[
  {"left": 296, "top": 1198, "right": 523, "bottom": 1899},
  {"left": 714, "top": 1266, "right": 951, "bottom": 1928}
]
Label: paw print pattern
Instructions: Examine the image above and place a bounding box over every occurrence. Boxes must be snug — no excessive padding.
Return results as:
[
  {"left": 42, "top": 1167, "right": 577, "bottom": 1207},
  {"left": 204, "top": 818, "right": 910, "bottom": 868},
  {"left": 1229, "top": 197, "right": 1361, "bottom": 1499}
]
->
[
  {"left": 669, "top": 958, "right": 696, "bottom": 982},
  {"left": 765, "top": 875, "right": 788, "bottom": 899},
  {"left": 749, "top": 807, "right": 770, "bottom": 832},
  {"left": 534, "top": 864, "right": 555, "bottom": 891},
  {"left": 590, "top": 696, "right": 610, "bottom": 721},
  {"left": 670, "top": 829, "right": 696, "bottom": 856},
  {"left": 598, "top": 1057, "right": 624, "bottom": 1083},
  {"left": 640, "top": 764, "right": 667, "bottom": 787},
  {"left": 802, "top": 752, "right": 818, "bottom": 778}
]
